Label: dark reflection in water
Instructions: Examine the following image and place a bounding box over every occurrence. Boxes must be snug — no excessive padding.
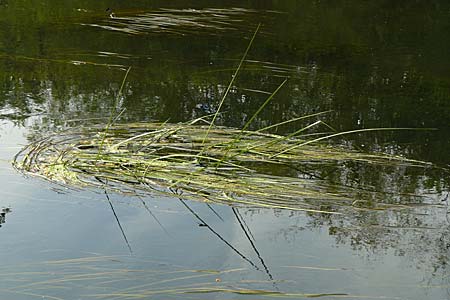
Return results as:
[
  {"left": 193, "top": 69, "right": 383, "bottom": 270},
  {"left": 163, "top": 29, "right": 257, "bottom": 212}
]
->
[
  {"left": 0, "top": 207, "right": 11, "bottom": 228},
  {"left": 1, "top": 0, "right": 450, "bottom": 299}
]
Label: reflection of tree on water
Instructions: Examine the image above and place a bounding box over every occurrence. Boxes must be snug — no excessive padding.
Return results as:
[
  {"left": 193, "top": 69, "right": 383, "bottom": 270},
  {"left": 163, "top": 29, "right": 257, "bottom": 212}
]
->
[
  {"left": 0, "top": 207, "right": 11, "bottom": 228},
  {"left": 295, "top": 160, "right": 450, "bottom": 272},
  {"left": 325, "top": 213, "right": 450, "bottom": 285},
  {"left": 235, "top": 159, "right": 450, "bottom": 284},
  {"left": 304, "top": 185, "right": 450, "bottom": 283}
]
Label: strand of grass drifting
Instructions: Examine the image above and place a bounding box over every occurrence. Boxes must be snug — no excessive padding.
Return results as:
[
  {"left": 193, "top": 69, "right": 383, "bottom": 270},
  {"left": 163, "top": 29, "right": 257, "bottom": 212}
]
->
[
  {"left": 255, "top": 110, "right": 333, "bottom": 133},
  {"left": 201, "top": 23, "right": 260, "bottom": 146},
  {"left": 243, "top": 120, "right": 323, "bottom": 155},
  {"left": 270, "top": 127, "right": 436, "bottom": 159},
  {"left": 243, "top": 114, "right": 337, "bottom": 154},
  {"left": 182, "top": 113, "right": 332, "bottom": 161}
]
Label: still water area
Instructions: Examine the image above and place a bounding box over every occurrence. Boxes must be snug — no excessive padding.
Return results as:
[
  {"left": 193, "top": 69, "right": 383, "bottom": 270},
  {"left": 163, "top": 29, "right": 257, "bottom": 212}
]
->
[{"left": 1, "top": 1, "right": 450, "bottom": 299}]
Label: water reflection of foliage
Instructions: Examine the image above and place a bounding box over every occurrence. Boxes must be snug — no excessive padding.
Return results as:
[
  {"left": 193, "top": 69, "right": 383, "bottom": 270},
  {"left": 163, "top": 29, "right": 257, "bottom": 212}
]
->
[
  {"left": 0, "top": 0, "right": 449, "bottom": 131},
  {"left": 328, "top": 213, "right": 450, "bottom": 278},
  {"left": 243, "top": 199, "right": 450, "bottom": 286},
  {"left": 303, "top": 160, "right": 450, "bottom": 265}
]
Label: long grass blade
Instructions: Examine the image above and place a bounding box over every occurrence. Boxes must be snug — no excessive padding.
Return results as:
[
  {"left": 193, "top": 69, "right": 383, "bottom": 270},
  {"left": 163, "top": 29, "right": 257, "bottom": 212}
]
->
[
  {"left": 97, "top": 66, "right": 132, "bottom": 159},
  {"left": 138, "top": 196, "right": 171, "bottom": 237},
  {"left": 202, "top": 23, "right": 261, "bottom": 145},
  {"left": 270, "top": 127, "right": 436, "bottom": 158},
  {"left": 241, "top": 78, "right": 288, "bottom": 133},
  {"left": 255, "top": 110, "right": 333, "bottom": 133}
]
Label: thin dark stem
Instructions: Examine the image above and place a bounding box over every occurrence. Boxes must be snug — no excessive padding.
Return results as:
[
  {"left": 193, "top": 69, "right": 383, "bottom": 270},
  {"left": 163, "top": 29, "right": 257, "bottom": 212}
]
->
[
  {"left": 96, "top": 177, "right": 132, "bottom": 254},
  {"left": 104, "top": 189, "right": 133, "bottom": 255},
  {"left": 206, "top": 203, "right": 225, "bottom": 222},
  {"left": 138, "top": 196, "right": 172, "bottom": 237},
  {"left": 202, "top": 23, "right": 261, "bottom": 145},
  {"left": 234, "top": 207, "right": 255, "bottom": 241},
  {"left": 232, "top": 207, "right": 273, "bottom": 281},
  {"left": 174, "top": 192, "right": 260, "bottom": 271}
]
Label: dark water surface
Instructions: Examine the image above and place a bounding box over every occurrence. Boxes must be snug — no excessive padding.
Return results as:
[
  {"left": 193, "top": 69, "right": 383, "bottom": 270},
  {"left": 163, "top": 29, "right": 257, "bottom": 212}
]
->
[{"left": 1, "top": 1, "right": 450, "bottom": 299}]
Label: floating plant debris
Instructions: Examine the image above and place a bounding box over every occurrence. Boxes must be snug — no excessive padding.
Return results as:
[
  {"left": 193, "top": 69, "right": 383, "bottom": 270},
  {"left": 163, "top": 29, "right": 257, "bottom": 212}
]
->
[
  {"left": 13, "top": 118, "right": 432, "bottom": 214},
  {"left": 83, "top": 8, "right": 278, "bottom": 36}
]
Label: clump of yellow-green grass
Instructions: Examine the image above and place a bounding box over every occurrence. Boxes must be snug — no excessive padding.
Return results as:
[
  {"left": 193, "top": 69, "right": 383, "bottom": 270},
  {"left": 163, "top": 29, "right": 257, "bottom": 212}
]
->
[{"left": 13, "top": 116, "right": 430, "bottom": 214}]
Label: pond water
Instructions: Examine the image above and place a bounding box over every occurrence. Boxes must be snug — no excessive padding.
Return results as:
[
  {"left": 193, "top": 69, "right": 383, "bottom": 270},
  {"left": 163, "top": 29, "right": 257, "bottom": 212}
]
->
[{"left": 1, "top": 1, "right": 450, "bottom": 299}]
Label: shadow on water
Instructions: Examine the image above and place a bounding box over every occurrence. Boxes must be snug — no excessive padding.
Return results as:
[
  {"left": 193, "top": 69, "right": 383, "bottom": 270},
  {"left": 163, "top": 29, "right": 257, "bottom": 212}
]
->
[
  {"left": 232, "top": 207, "right": 274, "bottom": 282},
  {"left": 174, "top": 189, "right": 262, "bottom": 273},
  {"left": 183, "top": 196, "right": 275, "bottom": 284},
  {"left": 103, "top": 185, "right": 133, "bottom": 255}
]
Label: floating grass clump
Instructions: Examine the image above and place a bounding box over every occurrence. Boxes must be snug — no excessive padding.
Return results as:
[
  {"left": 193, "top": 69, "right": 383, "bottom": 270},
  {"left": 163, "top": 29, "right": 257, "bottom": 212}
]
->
[{"left": 13, "top": 118, "right": 430, "bottom": 214}]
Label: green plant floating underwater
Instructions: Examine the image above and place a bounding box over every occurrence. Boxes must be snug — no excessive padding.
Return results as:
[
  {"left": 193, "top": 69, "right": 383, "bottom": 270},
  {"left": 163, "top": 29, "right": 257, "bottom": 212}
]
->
[{"left": 13, "top": 117, "right": 433, "bottom": 214}]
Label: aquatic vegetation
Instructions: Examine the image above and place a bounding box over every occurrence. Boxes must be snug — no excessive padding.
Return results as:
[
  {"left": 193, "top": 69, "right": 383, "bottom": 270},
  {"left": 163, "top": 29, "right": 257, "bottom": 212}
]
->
[
  {"left": 10, "top": 22, "right": 437, "bottom": 215},
  {"left": 82, "top": 8, "right": 278, "bottom": 36},
  {"left": 0, "top": 254, "right": 402, "bottom": 300},
  {"left": 13, "top": 117, "right": 431, "bottom": 214}
]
